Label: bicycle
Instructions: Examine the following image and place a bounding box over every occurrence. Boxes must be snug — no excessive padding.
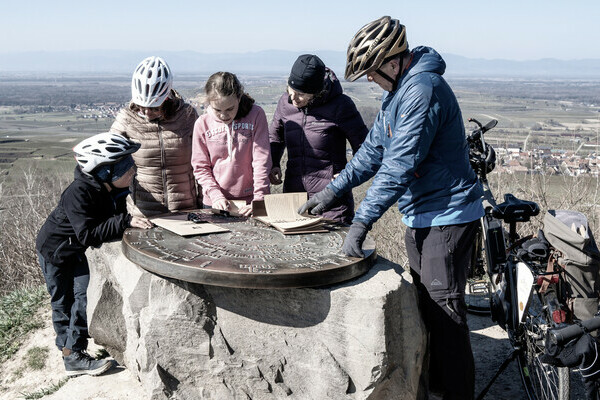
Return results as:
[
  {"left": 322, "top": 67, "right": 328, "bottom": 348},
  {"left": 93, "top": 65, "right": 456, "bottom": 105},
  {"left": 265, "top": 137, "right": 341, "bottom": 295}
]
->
[{"left": 466, "top": 118, "right": 600, "bottom": 400}]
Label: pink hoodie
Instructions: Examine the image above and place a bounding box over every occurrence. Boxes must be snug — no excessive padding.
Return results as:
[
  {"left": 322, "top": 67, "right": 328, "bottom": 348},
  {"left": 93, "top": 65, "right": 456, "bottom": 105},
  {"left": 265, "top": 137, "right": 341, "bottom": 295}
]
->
[{"left": 192, "top": 104, "right": 272, "bottom": 206}]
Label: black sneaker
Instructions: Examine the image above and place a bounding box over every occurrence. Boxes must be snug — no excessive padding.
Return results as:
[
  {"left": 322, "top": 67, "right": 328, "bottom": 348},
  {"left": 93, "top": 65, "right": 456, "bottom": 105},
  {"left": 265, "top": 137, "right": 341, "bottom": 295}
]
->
[{"left": 63, "top": 351, "right": 112, "bottom": 377}]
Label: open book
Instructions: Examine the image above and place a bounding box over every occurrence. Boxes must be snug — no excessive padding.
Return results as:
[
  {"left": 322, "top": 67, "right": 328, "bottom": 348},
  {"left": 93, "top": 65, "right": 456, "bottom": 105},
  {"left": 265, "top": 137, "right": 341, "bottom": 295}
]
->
[{"left": 252, "top": 192, "right": 328, "bottom": 235}]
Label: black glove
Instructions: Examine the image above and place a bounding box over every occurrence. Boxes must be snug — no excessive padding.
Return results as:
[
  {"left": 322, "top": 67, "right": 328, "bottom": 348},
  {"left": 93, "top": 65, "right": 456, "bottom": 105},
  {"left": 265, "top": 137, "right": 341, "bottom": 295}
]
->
[
  {"left": 342, "top": 222, "right": 369, "bottom": 258},
  {"left": 298, "top": 187, "right": 337, "bottom": 216}
]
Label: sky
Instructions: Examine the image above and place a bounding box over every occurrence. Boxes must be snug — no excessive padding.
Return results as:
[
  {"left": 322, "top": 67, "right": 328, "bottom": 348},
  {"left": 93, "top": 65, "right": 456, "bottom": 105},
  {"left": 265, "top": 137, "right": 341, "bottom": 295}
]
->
[{"left": 2, "top": 0, "right": 599, "bottom": 60}]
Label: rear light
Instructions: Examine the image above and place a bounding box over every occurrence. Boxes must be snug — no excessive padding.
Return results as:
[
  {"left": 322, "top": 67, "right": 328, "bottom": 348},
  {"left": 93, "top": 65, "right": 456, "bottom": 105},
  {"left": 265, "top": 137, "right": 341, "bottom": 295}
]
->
[
  {"left": 552, "top": 309, "right": 567, "bottom": 324},
  {"left": 536, "top": 274, "right": 559, "bottom": 286}
]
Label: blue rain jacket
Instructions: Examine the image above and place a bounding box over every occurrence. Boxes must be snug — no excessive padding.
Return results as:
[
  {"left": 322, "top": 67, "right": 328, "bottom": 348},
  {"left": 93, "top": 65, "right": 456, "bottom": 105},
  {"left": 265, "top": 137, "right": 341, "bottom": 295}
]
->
[{"left": 329, "top": 46, "right": 483, "bottom": 227}]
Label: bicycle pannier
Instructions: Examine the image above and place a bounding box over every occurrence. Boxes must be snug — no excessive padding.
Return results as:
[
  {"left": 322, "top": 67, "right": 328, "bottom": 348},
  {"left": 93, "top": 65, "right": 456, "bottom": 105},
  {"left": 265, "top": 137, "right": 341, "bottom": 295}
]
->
[{"left": 543, "top": 210, "right": 600, "bottom": 321}]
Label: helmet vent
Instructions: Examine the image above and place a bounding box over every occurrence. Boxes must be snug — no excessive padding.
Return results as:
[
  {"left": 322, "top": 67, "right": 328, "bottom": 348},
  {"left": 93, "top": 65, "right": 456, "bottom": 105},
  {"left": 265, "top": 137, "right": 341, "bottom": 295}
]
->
[
  {"left": 73, "top": 132, "right": 140, "bottom": 174},
  {"left": 131, "top": 56, "right": 173, "bottom": 107}
]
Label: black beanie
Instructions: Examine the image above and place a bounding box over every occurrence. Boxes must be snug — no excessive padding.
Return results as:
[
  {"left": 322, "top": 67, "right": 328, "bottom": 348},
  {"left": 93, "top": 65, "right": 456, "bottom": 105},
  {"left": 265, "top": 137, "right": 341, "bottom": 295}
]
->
[{"left": 288, "top": 54, "right": 326, "bottom": 94}]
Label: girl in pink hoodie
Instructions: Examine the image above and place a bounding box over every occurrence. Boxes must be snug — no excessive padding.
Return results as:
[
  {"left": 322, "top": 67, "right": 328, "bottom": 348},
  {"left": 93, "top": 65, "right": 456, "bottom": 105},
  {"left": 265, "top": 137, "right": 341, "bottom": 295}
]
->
[{"left": 192, "top": 72, "right": 271, "bottom": 216}]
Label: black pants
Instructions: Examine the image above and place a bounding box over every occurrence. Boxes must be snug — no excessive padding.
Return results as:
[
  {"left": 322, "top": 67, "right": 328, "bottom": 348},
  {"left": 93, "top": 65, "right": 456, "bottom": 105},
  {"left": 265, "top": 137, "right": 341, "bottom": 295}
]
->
[
  {"left": 38, "top": 251, "right": 90, "bottom": 352},
  {"left": 405, "top": 220, "right": 478, "bottom": 400}
]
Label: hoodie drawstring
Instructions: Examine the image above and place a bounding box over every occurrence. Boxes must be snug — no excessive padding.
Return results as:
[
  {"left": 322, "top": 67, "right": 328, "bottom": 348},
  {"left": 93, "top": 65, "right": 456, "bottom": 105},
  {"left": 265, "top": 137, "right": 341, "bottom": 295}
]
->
[{"left": 226, "top": 121, "right": 234, "bottom": 162}]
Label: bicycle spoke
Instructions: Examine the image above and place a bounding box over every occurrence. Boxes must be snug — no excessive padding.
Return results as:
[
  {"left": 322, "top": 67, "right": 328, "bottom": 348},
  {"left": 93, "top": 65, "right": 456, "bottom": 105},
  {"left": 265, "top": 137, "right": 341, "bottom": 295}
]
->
[{"left": 517, "top": 296, "right": 569, "bottom": 400}]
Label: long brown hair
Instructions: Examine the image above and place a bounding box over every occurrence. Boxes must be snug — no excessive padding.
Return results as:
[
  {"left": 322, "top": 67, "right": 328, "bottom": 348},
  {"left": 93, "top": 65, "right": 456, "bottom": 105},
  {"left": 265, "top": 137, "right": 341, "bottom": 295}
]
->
[
  {"left": 204, "top": 72, "right": 254, "bottom": 119},
  {"left": 130, "top": 89, "right": 179, "bottom": 121}
]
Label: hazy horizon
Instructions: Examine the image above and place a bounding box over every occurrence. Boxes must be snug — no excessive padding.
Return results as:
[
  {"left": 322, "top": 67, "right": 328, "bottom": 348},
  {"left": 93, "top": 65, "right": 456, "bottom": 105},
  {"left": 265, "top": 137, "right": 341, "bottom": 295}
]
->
[
  {"left": 1, "top": 49, "right": 599, "bottom": 79},
  {"left": 2, "top": 1, "right": 599, "bottom": 61}
]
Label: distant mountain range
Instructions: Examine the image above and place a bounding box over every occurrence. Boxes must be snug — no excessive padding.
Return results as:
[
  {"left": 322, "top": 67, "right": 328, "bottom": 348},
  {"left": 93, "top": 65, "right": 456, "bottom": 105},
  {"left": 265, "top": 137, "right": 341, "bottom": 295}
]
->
[{"left": 0, "top": 50, "right": 599, "bottom": 78}]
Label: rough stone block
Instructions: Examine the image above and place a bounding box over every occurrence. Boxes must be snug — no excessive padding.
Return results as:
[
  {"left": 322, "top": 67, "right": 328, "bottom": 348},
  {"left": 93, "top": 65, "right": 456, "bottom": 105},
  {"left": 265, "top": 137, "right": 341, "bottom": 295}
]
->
[{"left": 86, "top": 242, "right": 426, "bottom": 399}]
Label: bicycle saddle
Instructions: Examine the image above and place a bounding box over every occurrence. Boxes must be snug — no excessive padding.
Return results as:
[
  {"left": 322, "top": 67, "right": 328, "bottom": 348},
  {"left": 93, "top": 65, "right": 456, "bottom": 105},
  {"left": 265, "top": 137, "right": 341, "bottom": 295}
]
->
[{"left": 491, "top": 193, "right": 540, "bottom": 223}]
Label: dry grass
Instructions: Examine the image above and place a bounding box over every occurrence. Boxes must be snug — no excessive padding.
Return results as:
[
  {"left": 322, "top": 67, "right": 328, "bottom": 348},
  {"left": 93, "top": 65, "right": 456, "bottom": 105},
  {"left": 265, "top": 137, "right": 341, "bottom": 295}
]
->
[
  {"left": 0, "top": 166, "right": 70, "bottom": 295},
  {"left": 352, "top": 171, "right": 600, "bottom": 268},
  {"left": 0, "top": 161, "right": 599, "bottom": 292}
]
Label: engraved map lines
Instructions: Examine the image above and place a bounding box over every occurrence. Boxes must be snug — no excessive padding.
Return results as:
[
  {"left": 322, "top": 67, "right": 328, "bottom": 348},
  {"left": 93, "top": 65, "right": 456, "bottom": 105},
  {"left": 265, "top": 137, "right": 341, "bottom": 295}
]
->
[{"left": 125, "top": 222, "right": 348, "bottom": 275}]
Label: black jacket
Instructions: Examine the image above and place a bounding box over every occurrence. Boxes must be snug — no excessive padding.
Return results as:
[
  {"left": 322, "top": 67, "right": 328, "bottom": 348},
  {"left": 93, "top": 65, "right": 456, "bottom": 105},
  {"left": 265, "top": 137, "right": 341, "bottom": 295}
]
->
[
  {"left": 36, "top": 166, "right": 131, "bottom": 265},
  {"left": 269, "top": 68, "right": 368, "bottom": 224}
]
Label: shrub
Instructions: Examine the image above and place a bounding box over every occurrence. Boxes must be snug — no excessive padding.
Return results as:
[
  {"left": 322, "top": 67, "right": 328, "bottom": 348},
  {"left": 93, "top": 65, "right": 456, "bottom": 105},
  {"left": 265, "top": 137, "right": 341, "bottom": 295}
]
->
[{"left": 0, "top": 166, "right": 70, "bottom": 295}]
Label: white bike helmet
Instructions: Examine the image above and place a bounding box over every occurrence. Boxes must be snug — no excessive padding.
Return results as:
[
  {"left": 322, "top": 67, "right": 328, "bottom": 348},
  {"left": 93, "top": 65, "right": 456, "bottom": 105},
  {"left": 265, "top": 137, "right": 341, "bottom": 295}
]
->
[
  {"left": 73, "top": 132, "right": 141, "bottom": 175},
  {"left": 131, "top": 56, "right": 173, "bottom": 107}
]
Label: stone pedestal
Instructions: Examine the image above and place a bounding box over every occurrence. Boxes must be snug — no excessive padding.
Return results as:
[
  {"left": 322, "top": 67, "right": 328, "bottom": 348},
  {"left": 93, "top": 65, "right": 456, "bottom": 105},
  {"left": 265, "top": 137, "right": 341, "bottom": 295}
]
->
[{"left": 86, "top": 242, "right": 426, "bottom": 400}]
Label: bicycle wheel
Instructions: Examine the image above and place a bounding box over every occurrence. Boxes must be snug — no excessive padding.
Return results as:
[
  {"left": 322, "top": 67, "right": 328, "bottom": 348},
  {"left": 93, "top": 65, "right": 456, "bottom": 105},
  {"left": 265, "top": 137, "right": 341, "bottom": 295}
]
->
[
  {"left": 466, "top": 227, "right": 491, "bottom": 314},
  {"left": 516, "top": 293, "right": 570, "bottom": 400}
]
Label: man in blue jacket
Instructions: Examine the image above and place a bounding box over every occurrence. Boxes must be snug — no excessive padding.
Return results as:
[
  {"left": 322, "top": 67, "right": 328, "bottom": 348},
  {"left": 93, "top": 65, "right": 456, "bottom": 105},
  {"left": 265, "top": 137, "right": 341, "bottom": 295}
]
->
[{"left": 300, "top": 16, "right": 483, "bottom": 399}]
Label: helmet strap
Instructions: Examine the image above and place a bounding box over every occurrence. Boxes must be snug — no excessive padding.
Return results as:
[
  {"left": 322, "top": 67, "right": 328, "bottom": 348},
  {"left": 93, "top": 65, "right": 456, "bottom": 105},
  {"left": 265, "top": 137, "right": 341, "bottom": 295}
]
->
[
  {"left": 377, "top": 52, "right": 413, "bottom": 92},
  {"left": 374, "top": 68, "right": 396, "bottom": 88}
]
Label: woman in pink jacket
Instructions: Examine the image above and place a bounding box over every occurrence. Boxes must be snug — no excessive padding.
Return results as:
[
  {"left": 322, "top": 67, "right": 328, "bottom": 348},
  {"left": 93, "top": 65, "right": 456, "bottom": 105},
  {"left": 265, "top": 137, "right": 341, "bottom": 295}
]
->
[{"left": 192, "top": 72, "right": 271, "bottom": 216}]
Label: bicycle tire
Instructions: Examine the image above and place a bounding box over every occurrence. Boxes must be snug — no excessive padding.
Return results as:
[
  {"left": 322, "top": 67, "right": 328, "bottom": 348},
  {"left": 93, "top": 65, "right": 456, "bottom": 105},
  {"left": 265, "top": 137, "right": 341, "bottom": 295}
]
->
[
  {"left": 516, "top": 293, "right": 570, "bottom": 400},
  {"left": 466, "top": 227, "right": 492, "bottom": 314}
]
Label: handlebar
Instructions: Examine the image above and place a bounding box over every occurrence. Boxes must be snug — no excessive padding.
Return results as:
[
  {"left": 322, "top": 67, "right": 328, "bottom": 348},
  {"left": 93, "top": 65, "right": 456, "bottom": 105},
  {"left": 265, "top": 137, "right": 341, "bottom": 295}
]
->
[
  {"left": 548, "top": 316, "right": 600, "bottom": 345},
  {"left": 467, "top": 118, "right": 498, "bottom": 179}
]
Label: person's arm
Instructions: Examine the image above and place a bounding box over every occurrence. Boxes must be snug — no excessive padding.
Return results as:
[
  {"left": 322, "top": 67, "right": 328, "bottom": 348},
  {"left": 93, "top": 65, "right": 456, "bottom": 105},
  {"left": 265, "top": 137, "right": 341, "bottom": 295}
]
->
[
  {"left": 268, "top": 96, "right": 286, "bottom": 169},
  {"left": 352, "top": 82, "right": 440, "bottom": 227},
  {"left": 191, "top": 118, "right": 226, "bottom": 205},
  {"left": 251, "top": 107, "right": 272, "bottom": 200},
  {"left": 268, "top": 97, "right": 286, "bottom": 184},
  {"left": 64, "top": 188, "right": 131, "bottom": 247},
  {"left": 337, "top": 96, "right": 369, "bottom": 154},
  {"left": 328, "top": 110, "right": 386, "bottom": 196},
  {"left": 299, "top": 122, "right": 384, "bottom": 217}
]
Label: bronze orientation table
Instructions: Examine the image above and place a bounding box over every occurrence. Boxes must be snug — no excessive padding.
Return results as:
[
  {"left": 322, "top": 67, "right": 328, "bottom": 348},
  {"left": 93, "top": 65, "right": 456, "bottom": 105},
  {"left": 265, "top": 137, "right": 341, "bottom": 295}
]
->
[{"left": 122, "top": 211, "right": 377, "bottom": 289}]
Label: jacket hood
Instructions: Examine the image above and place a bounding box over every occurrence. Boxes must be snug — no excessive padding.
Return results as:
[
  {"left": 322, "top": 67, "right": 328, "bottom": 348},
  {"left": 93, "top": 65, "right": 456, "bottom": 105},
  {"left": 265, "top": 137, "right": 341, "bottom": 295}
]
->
[
  {"left": 74, "top": 165, "right": 104, "bottom": 190},
  {"left": 403, "top": 46, "right": 446, "bottom": 81},
  {"left": 312, "top": 68, "right": 343, "bottom": 107}
]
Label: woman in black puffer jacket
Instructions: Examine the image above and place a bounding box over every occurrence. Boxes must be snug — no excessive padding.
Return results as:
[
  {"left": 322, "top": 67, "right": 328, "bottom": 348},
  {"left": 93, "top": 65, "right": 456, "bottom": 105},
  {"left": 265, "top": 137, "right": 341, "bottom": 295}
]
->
[{"left": 269, "top": 54, "right": 368, "bottom": 224}]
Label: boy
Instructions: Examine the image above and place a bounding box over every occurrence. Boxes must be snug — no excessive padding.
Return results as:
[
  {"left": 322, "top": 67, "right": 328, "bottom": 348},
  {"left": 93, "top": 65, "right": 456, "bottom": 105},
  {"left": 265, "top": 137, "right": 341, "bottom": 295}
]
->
[{"left": 36, "top": 132, "right": 152, "bottom": 376}]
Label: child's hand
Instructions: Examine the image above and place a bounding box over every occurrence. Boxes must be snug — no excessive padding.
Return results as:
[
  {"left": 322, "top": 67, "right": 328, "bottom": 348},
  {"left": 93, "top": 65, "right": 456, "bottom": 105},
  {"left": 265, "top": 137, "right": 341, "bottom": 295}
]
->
[
  {"left": 238, "top": 204, "right": 252, "bottom": 217},
  {"left": 130, "top": 216, "right": 153, "bottom": 229},
  {"left": 212, "top": 199, "right": 230, "bottom": 211}
]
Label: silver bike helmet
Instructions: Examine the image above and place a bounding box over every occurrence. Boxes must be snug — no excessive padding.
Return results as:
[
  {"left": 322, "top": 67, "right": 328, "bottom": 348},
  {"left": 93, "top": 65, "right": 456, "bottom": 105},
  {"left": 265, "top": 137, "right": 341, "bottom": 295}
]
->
[
  {"left": 73, "top": 132, "right": 140, "bottom": 175},
  {"left": 345, "top": 16, "right": 408, "bottom": 81},
  {"left": 131, "top": 56, "right": 173, "bottom": 107}
]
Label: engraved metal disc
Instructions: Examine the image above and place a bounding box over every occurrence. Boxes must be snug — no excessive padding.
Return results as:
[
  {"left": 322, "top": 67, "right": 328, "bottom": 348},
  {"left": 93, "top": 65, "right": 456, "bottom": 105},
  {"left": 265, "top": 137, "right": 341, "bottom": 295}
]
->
[{"left": 122, "top": 212, "right": 376, "bottom": 289}]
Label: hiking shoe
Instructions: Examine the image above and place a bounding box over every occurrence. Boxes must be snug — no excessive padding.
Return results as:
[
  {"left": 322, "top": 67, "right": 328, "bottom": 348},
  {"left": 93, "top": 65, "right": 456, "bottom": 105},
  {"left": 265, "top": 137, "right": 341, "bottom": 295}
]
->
[{"left": 63, "top": 351, "right": 112, "bottom": 377}]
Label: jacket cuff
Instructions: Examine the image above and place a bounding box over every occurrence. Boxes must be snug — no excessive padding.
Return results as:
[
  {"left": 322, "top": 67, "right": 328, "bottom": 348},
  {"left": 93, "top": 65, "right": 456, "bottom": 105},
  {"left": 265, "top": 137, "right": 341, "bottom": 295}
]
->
[
  {"left": 326, "top": 183, "right": 343, "bottom": 198},
  {"left": 125, "top": 214, "right": 133, "bottom": 228},
  {"left": 208, "top": 188, "right": 226, "bottom": 204},
  {"left": 351, "top": 217, "right": 373, "bottom": 230}
]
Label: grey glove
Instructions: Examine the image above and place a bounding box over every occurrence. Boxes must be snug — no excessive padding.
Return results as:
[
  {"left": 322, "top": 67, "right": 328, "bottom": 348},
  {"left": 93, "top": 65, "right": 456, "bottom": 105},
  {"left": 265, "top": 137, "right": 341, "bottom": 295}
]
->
[
  {"left": 342, "top": 222, "right": 369, "bottom": 258},
  {"left": 298, "top": 187, "right": 337, "bottom": 216}
]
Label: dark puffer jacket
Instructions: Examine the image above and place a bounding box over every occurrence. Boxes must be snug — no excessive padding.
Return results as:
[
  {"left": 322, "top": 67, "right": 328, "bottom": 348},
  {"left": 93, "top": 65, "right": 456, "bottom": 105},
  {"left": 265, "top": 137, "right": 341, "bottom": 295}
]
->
[
  {"left": 269, "top": 69, "right": 368, "bottom": 224},
  {"left": 36, "top": 167, "right": 131, "bottom": 266}
]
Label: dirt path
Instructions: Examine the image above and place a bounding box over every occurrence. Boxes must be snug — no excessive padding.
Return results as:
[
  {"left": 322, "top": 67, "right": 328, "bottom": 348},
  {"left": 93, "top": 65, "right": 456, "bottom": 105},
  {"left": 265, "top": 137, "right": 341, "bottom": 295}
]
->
[{"left": 470, "top": 313, "right": 525, "bottom": 399}]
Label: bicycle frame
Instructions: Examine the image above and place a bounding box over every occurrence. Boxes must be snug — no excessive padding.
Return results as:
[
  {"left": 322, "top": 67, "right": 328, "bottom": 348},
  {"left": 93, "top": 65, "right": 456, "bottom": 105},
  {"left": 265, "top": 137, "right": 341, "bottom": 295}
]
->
[{"left": 469, "top": 119, "right": 572, "bottom": 400}]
